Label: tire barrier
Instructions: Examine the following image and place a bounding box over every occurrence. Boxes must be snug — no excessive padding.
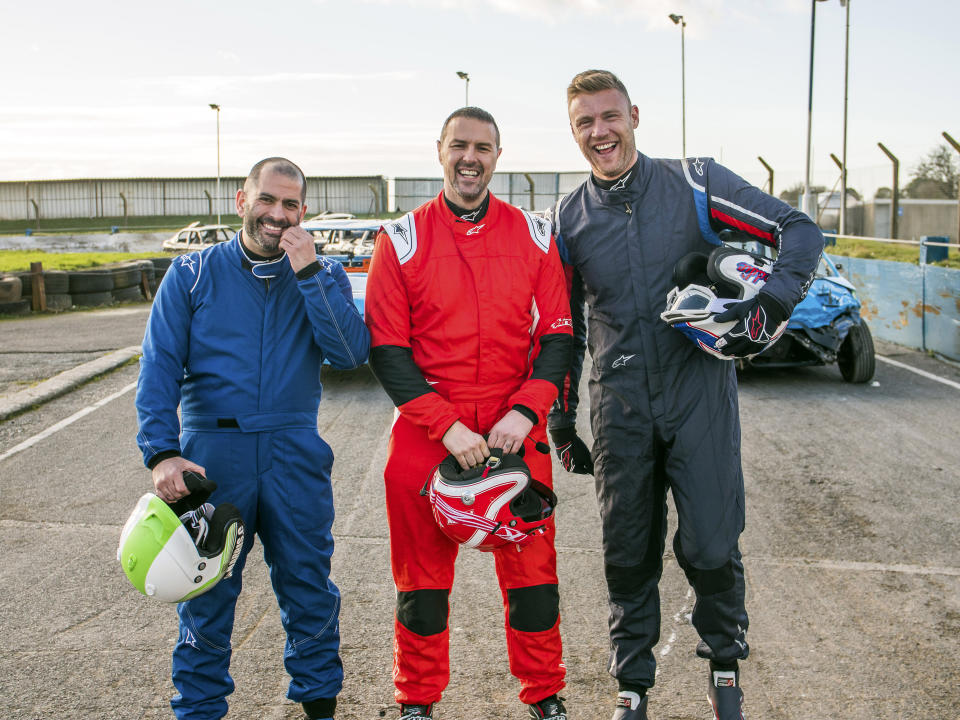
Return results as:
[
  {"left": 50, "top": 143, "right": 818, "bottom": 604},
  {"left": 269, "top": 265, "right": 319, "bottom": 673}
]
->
[
  {"left": 0, "top": 299, "right": 31, "bottom": 316},
  {"left": 8, "top": 257, "right": 172, "bottom": 314},
  {"left": 71, "top": 290, "right": 114, "bottom": 308},
  {"left": 0, "top": 276, "right": 23, "bottom": 303}
]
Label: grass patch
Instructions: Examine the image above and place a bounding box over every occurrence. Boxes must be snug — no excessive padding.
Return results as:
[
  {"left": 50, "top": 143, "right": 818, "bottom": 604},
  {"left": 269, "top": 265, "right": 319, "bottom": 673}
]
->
[
  {"left": 0, "top": 250, "right": 166, "bottom": 273},
  {"left": 827, "top": 237, "right": 959, "bottom": 269}
]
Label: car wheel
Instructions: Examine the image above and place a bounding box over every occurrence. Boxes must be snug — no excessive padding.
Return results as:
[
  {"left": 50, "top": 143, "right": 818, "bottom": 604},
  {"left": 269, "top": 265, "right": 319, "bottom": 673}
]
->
[{"left": 838, "top": 320, "right": 876, "bottom": 383}]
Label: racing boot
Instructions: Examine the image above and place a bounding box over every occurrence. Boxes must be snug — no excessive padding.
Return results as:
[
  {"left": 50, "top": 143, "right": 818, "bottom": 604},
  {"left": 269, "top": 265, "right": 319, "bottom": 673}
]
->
[
  {"left": 612, "top": 690, "right": 648, "bottom": 720},
  {"left": 707, "top": 661, "right": 744, "bottom": 720},
  {"left": 528, "top": 694, "right": 566, "bottom": 719},
  {"left": 400, "top": 704, "right": 434, "bottom": 718},
  {"left": 301, "top": 696, "right": 336, "bottom": 720}
]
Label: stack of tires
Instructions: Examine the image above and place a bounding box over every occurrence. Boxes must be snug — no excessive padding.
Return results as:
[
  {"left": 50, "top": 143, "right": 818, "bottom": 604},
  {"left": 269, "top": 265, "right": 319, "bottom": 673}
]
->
[
  {"left": 17, "top": 270, "right": 73, "bottom": 311},
  {"left": 3, "top": 258, "right": 171, "bottom": 315},
  {"left": 69, "top": 261, "right": 156, "bottom": 307},
  {"left": 0, "top": 275, "right": 31, "bottom": 315}
]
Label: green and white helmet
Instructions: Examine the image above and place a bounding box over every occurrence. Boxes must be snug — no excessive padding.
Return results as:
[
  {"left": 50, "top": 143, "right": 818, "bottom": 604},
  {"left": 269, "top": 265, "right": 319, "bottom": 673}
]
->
[{"left": 117, "top": 473, "right": 244, "bottom": 603}]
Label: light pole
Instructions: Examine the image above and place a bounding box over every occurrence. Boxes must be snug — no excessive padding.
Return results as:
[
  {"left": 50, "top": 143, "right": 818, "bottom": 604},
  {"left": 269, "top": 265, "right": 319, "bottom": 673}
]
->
[
  {"left": 209, "top": 103, "right": 221, "bottom": 225},
  {"left": 669, "top": 13, "right": 686, "bottom": 158},
  {"left": 456, "top": 71, "right": 470, "bottom": 106},
  {"left": 803, "top": 0, "right": 830, "bottom": 217},
  {"left": 839, "top": 0, "right": 850, "bottom": 235}
]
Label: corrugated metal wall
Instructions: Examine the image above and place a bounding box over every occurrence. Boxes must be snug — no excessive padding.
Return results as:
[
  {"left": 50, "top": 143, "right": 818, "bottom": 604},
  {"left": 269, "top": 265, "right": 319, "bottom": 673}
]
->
[
  {"left": 394, "top": 172, "right": 589, "bottom": 212},
  {"left": 0, "top": 176, "right": 387, "bottom": 220}
]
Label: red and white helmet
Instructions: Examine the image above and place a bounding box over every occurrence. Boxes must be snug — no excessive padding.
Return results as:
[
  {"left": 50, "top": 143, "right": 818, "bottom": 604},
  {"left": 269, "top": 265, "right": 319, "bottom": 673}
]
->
[{"left": 428, "top": 450, "right": 557, "bottom": 552}]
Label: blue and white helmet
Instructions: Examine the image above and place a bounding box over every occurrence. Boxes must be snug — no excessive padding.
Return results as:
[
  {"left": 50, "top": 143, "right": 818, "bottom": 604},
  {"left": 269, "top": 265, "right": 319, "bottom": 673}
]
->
[{"left": 661, "top": 245, "right": 782, "bottom": 359}]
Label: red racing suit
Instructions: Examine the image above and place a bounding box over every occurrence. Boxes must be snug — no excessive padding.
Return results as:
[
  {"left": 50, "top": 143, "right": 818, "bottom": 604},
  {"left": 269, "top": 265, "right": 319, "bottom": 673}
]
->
[{"left": 365, "top": 192, "right": 573, "bottom": 706}]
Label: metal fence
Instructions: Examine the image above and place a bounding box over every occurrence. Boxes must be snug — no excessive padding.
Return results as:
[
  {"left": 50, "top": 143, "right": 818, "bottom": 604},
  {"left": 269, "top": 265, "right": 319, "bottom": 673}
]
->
[
  {"left": 0, "top": 176, "right": 388, "bottom": 221},
  {"left": 394, "top": 172, "right": 589, "bottom": 212}
]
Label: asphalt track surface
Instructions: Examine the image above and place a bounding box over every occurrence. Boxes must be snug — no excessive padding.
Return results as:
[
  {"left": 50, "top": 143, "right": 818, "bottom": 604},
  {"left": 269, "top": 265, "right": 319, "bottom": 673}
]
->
[{"left": 0, "top": 305, "right": 958, "bottom": 719}]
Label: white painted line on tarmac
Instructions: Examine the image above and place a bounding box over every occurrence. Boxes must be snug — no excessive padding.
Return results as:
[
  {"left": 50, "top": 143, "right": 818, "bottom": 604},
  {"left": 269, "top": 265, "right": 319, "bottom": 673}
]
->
[
  {"left": 0, "top": 381, "right": 136, "bottom": 464},
  {"left": 877, "top": 354, "right": 960, "bottom": 390}
]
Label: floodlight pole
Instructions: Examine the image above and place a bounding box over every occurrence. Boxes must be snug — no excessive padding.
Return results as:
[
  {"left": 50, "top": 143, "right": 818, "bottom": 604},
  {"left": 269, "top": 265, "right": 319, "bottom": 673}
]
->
[
  {"left": 456, "top": 71, "right": 470, "bottom": 106},
  {"left": 669, "top": 14, "right": 687, "bottom": 158},
  {"left": 209, "top": 103, "right": 221, "bottom": 225},
  {"left": 839, "top": 0, "right": 851, "bottom": 234}
]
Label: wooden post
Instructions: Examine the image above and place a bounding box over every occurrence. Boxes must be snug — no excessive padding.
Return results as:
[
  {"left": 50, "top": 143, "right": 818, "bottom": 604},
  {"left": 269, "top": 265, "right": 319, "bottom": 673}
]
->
[
  {"left": 140, "top": 269, "right": 153, "bottom": 301},
  {"left": 30, "top": 261, "right": 47, "bottom": 312}
]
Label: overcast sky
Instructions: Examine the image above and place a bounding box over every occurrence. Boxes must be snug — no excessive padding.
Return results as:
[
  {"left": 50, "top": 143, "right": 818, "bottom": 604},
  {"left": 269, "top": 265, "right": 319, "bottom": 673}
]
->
[{"left": 2, "top": 0, "right": 957, "bottom": 198}]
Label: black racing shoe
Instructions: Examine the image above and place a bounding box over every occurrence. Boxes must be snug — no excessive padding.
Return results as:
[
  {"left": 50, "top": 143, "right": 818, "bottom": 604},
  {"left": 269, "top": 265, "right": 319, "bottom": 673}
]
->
[
  {"left": 707, "top": 664, "right": 744, "bottom": 720},
  {"left": 612, "top": 691, "right": 648, "bottom": 720},
  {"left": 528, "top": 694, "right": 566, "bottom": 719},
  {"left": 400, "top": 704, "right": 434, "bottom": 718}
]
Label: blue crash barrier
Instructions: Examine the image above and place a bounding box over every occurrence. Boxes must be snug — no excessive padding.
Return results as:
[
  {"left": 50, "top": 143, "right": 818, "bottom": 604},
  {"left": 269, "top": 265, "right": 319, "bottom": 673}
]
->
[{"left": 827, "top": 254, "right": 960, "bottom": 361}]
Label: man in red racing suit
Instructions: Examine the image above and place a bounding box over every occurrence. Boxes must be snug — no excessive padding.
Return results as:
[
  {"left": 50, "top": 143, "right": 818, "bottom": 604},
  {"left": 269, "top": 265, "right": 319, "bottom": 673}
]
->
[{"left": 365, "top": 107, "right": 574, "bottom": 720}]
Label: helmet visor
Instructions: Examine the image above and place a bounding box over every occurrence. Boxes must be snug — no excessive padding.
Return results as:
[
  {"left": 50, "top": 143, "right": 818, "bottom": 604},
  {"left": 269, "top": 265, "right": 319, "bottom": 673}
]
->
[{"left": 661, "top": 284, "right": 718, "bottom": 323}]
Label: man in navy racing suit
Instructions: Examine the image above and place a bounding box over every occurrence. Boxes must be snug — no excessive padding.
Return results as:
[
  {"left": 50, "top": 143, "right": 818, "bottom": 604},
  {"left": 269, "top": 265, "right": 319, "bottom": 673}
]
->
[
  {"left": 546, "top": 70, "right": 823, "bottom": 720},
  {"left": 136, "top": 157, "right": 370, "bottom": 720}
]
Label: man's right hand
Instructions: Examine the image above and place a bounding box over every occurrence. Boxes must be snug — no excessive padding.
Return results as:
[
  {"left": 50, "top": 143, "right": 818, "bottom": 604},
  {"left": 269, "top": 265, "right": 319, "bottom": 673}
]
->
[
  {"left": 152, "top": 456, "right": 207, "bottom": 503},
  {"left": 549, "top": 427, "right": 594, "bottom": 475},
  {"left": 441, "top": 421, "right": 489, "bottom": 470}
]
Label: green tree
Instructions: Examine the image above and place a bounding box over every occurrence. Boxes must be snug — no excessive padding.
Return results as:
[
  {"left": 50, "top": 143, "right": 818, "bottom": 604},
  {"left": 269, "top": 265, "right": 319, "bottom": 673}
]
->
[{"left": 904, "top": 144, "right": 959, "bottom": 198}]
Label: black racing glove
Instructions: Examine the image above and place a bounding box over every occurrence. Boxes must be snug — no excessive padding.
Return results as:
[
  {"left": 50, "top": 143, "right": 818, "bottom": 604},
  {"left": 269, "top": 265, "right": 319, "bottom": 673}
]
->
[
  {"left": 713, "top": 290, "right": 789, "bottom": 358},
  {"left": 549, "top": 426, "right": 594, "bottom": 475}
]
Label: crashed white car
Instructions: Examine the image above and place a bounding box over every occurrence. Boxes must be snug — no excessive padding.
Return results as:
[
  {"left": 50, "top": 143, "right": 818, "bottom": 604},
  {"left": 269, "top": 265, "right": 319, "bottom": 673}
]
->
[{"left": 162, "top": 222, "right": 235, "bottom": 253}]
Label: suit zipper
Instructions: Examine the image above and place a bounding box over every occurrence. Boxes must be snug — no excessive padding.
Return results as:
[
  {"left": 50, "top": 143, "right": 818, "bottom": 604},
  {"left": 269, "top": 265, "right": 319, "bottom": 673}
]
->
[{"left": 624, "top": 202, "right": 632, "bottom": 215}]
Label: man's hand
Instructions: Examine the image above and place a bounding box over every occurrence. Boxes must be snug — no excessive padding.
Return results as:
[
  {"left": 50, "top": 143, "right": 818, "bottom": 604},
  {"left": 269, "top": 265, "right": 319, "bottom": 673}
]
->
[
  {"left": 279, "top": 225, "right": 319, "bottom": 273},
  {"left": 152, "top": 456, "right": 207, "bottom": 503},
  {"left": 713, "top": 291, "right": 788, "bottom": 358},
  {"left": 442, "top": 421, "right": 489, "bottom": 470},
  {"left": 487, "top": 409, "right": 535, "bottom": 456},
  {"left": 549, "top": 426, "right": 594, "bottom": 475}
]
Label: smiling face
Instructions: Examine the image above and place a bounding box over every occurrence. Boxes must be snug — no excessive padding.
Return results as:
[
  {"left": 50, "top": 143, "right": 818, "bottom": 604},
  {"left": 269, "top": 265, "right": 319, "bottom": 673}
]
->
[
  {"left": 437, "top": 116, "right": 502, "bottom": 209},
  {"left": 235, "top": 164, "right": 306, "bottom": 255},
  {"left": 568, "top": 87, "right": 640, "bottom": 181}
]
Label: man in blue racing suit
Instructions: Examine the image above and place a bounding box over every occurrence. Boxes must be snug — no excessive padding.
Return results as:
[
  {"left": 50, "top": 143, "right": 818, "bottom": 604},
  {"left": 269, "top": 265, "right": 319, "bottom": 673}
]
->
[
  {"left": 546, "top": 70, "right": 823, "bottom": 720},
  {"left": 136, "top": 157, "right": 370, "bottom": 720}
]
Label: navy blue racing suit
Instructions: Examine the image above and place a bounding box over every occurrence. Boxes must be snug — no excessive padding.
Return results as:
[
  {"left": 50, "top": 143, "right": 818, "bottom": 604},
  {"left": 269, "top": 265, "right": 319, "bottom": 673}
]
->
[
  {"left": 547, "top": 153, "right": 823, "bottom": 688},
  {"left": 136, "top": 233, "right": 370, "bottom": 719}
]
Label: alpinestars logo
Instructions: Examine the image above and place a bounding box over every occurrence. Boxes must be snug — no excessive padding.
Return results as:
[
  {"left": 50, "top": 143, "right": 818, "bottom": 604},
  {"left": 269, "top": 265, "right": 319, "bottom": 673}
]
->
[
  {"left": 610, "top": 171, "right": 632, "bottom": 192},
  {"left": 391, "top": 222, "right": 408, "bottom": 242},
  {"left": 460, "top": 208, "right": 481, "bottom": 222},
  {"left": 612, "top": 354, "right": 635, "bottom": 368},
  {"left": 533, "top": 216, "right": 548, "bottom": 235},
  {"left": 182, "top": 628, "right": 198, "bottom": 649},
  {"left": 728, "top": 306, "right": 772, "bottom": 342},
  {"left": 692, "top": 158, "right": 705, "bottom": 176},
  {"left": 179, "top": 254, "right": 196, "bottom": 274},
  {"left": 466, "top": 224, "right": 486, "bottom": 235}
]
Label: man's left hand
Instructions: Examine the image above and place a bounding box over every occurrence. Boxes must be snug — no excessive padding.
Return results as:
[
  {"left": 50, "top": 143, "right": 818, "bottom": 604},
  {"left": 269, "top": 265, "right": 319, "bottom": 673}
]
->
[
  {"left": 280, "top": 225, "right": 318, "bottom": 273},
  {"left": 714, "top": 291, "right": 788, "bottom": 358},
  {"left": 487, "top": 409, "right": 535, "bottom": 455}
]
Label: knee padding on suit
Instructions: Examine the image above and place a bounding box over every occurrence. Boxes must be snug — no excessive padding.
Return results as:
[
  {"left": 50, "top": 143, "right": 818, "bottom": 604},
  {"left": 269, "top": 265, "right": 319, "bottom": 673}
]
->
[
  {"left": 673, "top": 535, "right": 735, "bottom": 595},
  {"left": 604, "top": 562, "right": 657, "bottom": 597},
  {"left": 396, "top": 589, "right": 449, "bottom": 636},
  {"left": 507, "top": 584, "right": 559, "bottom": 632}
]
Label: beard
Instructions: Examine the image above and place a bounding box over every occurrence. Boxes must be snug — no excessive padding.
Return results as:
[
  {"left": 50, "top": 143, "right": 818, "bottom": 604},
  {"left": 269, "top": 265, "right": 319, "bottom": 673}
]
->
[{"left": 242, "top": 213, "right": 288, "bottom": 255}]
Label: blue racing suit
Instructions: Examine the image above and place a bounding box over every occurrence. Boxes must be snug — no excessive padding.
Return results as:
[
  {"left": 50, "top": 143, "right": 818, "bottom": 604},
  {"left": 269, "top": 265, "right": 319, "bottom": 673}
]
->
[
  {"left": 547, "top": 153, "right": 822, "bottom": 689},
  {"left": 136, "top": 233, "right": 370, "bottom": 719}
]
